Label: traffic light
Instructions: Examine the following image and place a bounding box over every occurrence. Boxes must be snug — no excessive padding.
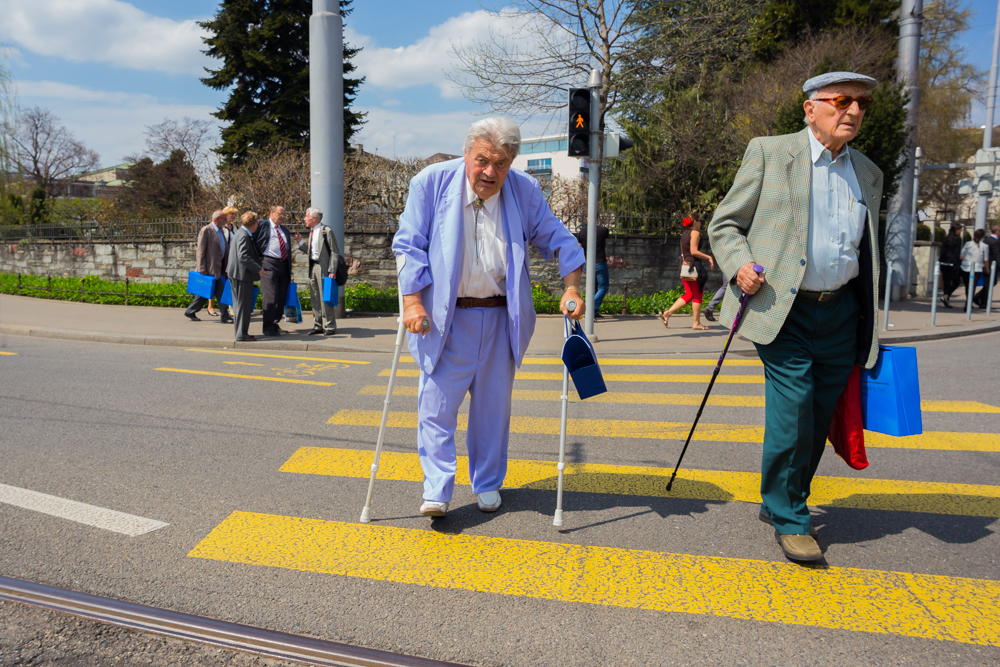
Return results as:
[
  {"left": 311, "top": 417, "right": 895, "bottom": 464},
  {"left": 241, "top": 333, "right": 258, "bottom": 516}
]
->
[
  {"left": 568, "top": 88, "right": 590, "bottom": 157},
  {"left": 603, "top": 131, "right": 634, "bottom": 158}
]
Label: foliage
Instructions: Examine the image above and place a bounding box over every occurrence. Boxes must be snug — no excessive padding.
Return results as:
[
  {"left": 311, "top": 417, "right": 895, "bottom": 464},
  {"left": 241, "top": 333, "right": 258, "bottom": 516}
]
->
[
  {"left": 915, "top": 223, "right": 946, "bottom": 243},
  {"left": 144, "top": 117, "right": 219, "bottom": 186},
  {"left": 200, "top": 0, "right": 365, "bottom": 166},
  {"left": 0, "top": 273, "right": 191, "bottom": 307},
  {"left": 0, "top": 50, "right": 18, "bottom": 226},
  {"left": 117, "top": 150, "right": 201, "bottom": 217},
  {"left": 2, "top": 107, "right": 99, "bottom": 196}
]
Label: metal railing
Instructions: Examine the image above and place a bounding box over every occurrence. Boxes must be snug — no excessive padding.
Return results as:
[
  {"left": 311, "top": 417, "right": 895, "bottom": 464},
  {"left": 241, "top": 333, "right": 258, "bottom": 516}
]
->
[{"left": 0, "top": 210, "right": 681, "bottom": 243}]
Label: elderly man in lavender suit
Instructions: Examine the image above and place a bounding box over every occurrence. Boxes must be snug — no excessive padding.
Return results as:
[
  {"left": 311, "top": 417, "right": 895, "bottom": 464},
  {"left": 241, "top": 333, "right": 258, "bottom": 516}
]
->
[{"left": 392, "top": 117, "right": 586, "bottom": 517}]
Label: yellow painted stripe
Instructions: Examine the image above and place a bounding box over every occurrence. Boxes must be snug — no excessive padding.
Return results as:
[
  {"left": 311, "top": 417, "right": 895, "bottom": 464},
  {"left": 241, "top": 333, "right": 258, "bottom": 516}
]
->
[
  {"left": 282, "top": 447, "right": 1000, "bottom": 517},
  {"left": 189, "top": 512, "right": 1000, "bottom": 646},
  {"left": 0, "top": 351, "right": 17, "bottom": 356},
  {"left": 185, "top": 349, "right": 370, "bottom": 364},
  {"left": 326, "top": 409, "right": 1000, "bottom": 452},
  {"left": 357, "top": 387, "right": 998, "bottom": 414},
  {"left": 156, "top": 368, "right": 334, "bottom": 386},
  {"left": 401, "top": 355, "right": 763, "bottom": 367},
  {"left": 379, "top": 369, "right": 763, "bottom": 384},
  {"left": 223, "top": 361, "right": 264, "bottom": 366},
  {"left": 358, "top": 385, "right": 766, "bottom": 407}
]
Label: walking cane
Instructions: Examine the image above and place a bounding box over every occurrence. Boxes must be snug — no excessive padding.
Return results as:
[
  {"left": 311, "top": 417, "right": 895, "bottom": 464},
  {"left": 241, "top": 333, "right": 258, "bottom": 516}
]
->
[
  {"left": 359, "top": 289, "right": 428, "bottom": 523},
  {"left": 553, "top": 299, "right": 577, "bottom": 528},
  {"left": 665, "top": 265, "right": 764, "bottom": 492}
]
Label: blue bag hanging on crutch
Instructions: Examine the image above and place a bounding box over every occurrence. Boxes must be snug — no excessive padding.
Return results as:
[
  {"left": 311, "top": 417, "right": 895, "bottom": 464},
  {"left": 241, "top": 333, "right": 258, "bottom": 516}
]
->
[
  {"left": 861, "top": 345, "right": 923, "bottom": 436},
  {"left": 553, "top": 312, "right": 607, "bottom": 527}
]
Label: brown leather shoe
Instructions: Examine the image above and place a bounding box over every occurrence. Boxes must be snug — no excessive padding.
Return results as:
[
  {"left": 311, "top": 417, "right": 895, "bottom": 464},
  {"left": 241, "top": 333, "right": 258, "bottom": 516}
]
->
[{"left": 775, "top": 530, "right": 823, "bottom": 562}]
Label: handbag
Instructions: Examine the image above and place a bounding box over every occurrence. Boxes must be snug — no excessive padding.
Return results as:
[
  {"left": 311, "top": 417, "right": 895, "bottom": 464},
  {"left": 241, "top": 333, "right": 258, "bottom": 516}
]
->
[
  {"left": 561, "top": 320, "right": 608, "bottom": 400},
  {"left": 828, "top": 365, "right": 868, "bottom": 470},
  {"left": 679, "top": 262, "right": 698, "bottom": 280}
]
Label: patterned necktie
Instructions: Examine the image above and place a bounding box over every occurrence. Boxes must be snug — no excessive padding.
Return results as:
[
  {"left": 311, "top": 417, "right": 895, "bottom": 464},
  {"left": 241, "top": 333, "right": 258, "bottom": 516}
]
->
[
  {"left": 473, "top": 198, "right": 484, "bottom": 261},
  {"left": 276, "top": 225, "right": 287, "bottom": 260}
]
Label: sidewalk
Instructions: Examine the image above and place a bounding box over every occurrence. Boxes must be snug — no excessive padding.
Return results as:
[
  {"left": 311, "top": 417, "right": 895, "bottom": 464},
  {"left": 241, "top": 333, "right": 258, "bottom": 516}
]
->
[{"left": 1, "top": 292, "right": 998, "bottom": 356}]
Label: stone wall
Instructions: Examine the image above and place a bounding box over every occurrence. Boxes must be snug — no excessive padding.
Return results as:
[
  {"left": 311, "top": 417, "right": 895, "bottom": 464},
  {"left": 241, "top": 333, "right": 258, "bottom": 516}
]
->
[{"left": 2, "top": 231, "right": 724, "bottom": 297}]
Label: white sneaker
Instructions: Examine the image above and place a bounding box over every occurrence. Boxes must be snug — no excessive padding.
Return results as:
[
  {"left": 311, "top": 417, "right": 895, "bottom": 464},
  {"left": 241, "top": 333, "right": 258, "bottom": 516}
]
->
[
  {"left": 419, "top": 501, "right": 448, "bottom": 517},
  {"left": 476, "top": 490, "right": 502, "bottom": 512}
]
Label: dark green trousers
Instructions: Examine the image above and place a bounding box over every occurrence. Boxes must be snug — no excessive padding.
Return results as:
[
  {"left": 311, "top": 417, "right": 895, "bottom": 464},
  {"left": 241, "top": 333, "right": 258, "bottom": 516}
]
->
[{"left": 754, "top": 288, "right": 859, "bottom": 535}]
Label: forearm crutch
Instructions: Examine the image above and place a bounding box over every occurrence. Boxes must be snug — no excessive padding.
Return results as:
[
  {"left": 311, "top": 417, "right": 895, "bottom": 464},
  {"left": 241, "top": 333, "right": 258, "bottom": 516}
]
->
[
  {"left": 553, "top": 298, "right": 578, "bottom": 528},
  {"left": 360, "top": 289, "right": 427, "bottom": 523},
  {"left": 665, "top": 266, "right": 763, "bottom": 492}
]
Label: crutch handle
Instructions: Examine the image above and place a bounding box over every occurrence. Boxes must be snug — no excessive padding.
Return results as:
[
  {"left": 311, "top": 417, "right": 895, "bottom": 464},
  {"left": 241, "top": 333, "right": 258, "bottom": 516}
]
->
[
  {"left": 421, "top": 316, "right": 430, "bottom": 332},
  {"left": 566, "top": 299, "right": 578, "bottom": 312}
]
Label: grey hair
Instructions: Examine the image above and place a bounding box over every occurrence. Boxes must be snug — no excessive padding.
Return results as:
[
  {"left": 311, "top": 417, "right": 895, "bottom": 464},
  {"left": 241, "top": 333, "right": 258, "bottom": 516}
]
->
[
  {"left": 463, "top": 117, "right": 521, "bottom": 160},
  {"left": 306, "top": 207, "right": 323, "bottom": 222},
  {"left": 211, "top": 210, "right": 225, "bottom": 222}
]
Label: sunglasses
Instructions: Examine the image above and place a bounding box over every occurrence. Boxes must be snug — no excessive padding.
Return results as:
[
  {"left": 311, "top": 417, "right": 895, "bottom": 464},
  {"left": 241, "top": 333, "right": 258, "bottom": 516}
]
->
[{"left": 813, "top": 94, "right": 874, "bottom": 111}]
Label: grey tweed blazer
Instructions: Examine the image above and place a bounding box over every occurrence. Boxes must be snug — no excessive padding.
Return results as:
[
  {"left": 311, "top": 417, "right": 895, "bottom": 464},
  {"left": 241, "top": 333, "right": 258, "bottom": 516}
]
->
[{"left": 708, "top": 128, "right": 883, "bottom": 369}]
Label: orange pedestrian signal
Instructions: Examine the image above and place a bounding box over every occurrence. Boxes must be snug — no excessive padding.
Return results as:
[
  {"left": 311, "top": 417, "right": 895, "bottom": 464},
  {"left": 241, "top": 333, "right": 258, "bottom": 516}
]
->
[
  {"left": 574, "top": 114, "right": 586, "bottom": 129},
  {"left": 568, "top": 88, "right": 591, "bottom": 157}
]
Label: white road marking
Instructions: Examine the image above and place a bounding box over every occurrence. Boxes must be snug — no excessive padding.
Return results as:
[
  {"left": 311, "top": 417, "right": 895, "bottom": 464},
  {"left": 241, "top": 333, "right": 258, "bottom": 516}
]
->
[{"left": 0, "top": 483, "right": 169, "bottom": 536}]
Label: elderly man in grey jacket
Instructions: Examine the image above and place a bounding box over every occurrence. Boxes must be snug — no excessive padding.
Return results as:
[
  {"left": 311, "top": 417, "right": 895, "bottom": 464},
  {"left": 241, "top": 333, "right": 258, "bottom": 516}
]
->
[
  {"left": 227, "top": 212, "right": 266, "bottom": 342},
  {"left": 295, "top": 207, "right": 342, "bottom": 335}
]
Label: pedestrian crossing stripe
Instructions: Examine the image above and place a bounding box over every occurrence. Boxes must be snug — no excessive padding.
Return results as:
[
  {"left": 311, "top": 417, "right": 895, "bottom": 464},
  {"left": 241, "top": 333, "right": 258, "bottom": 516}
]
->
[
  {"left": 188, "top": 511, "right": 1000, "bottom": 646},
  {"left": 156, "top": 368, "right": 335, "bottom": 386},
  {"left": 326, "top": 409, "right": 1000, "bottom": 452},
  {"left": 184, "top": 349, "right": 370, "bottom": 364},
  {"left": 0, "top": 352, "right": 16, "bottom": 356},
  {"left": 356, "top": 386, "right": 1000, "bottom": 413},
  {"left": 280, "top": 447, "right": 1000, "bottom": 518},
  {"left": 401, "top": 355, "right": 764, "bottom": 367},
  {"left": 379, "top": 369, "right": 764, "bottom": 384}
]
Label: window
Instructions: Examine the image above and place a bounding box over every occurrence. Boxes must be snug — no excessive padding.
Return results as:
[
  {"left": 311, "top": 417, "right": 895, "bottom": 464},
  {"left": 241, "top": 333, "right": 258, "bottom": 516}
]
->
[{"left": 526, "top": 158, "right": 552, "bottom": 176}]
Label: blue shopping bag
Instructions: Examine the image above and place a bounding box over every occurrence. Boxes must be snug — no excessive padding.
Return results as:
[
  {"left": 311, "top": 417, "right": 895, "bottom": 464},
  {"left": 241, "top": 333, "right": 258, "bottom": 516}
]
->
[
  {"left": 561, "top": 320, "right": 607, "bottom": 400},
  {"left": 219, "top": 280, "right": 259, "bottom": 308},
  {"left": 285, "top": 282, "right": 299, "bottom": 306},
  {"left": 322, "top": 276, "right": 339, "bottom": 306},
  {"left": 861, "top": 346, "right": 923, "bottom": 436},
  {"left": 186, "top": 271, "right": 215, "bottom": 299},
  {"left": 284, "top": 283, "right": 302, "bottom": 323}
]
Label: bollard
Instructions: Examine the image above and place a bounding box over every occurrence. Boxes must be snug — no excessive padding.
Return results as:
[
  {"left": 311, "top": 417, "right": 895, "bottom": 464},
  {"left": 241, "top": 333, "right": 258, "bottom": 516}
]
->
[
  {"left": 989, "top": 261, "right": 997, "bottom": 316},
  {"left": 930, "top": 261, "right": 940, "bottom": 326},
  {"left": 125, "top": 277, "right": 129, "bottom": 306},
  {"left": 17, "top": 273, "right": 21, "bottom": 294},
  {"left": 621, "top": 283, "right": 628, "bottom": 316},
  {"left": 966, "top": 269, "right": 975, "bottom": 321},
  {"left": 47, "top": 275, "right": 51, "bottom": 294}
]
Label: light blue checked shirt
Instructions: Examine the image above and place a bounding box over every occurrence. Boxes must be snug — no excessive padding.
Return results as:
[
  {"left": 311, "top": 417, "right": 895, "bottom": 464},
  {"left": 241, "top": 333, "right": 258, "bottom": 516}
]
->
[{"left": 803, "top": 130, "right": 867, "bottom": 292}]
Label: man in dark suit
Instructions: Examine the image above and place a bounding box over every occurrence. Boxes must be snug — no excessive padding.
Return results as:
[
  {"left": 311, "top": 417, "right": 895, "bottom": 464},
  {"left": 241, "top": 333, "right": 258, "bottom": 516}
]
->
[
  {"left": 252, "top": 205, "right": 293, "bottom": 336},
  {"left": 185, "top": 210, "right": 232, "bottom": 323},
  {"left": 294, "top": 207, "right": 341, "bottom": 335},
  {"left": 974, "top": 225, "right": 999, "bottom": 308},
  {"left": 227, "top": 211, "right": 265, "bottom": 341}
]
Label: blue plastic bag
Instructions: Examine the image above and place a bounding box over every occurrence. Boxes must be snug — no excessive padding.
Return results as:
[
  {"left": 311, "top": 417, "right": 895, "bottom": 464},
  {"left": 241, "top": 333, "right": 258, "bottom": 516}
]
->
[
  {"left": 186, "top": 271, "right": 215, "bottom": 299},
  {"left": 219, "top": 280, "right": 259, "bottom": 308},
  {"left": 561, "top": 320, "right": 607, "bottom": 400},
  {"left": 284, "top": 283, "right": 302, "bottom": 323},
  {"left": 322, "top": 276, "right": 339, "bottom": 306},
  {"left": 861, "top": 346, "right": 923, "bottom": 436}
]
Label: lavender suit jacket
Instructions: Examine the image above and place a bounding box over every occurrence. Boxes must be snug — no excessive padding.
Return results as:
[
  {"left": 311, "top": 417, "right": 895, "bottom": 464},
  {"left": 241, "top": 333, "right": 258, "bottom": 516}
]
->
[{"left": 392, "top": 158, "right": 585, "bottom": 375}]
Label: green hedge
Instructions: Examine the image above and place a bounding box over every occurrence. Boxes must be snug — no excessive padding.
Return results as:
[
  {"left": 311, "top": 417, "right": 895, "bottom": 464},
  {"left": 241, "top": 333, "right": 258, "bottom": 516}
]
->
[{"left": 1, "top": 274, "right": 693, "bottom": 316}]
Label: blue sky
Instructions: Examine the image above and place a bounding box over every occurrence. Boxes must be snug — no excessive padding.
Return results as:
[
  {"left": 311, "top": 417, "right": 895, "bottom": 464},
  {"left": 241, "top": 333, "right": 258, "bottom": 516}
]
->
[{"left": 2, "top": 0, "right": 999, "bottom": 168}]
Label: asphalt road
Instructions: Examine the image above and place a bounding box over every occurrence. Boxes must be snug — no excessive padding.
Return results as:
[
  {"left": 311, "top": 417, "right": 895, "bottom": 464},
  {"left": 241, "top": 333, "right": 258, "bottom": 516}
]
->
[{"left": 0, "top": 332, "right": 998, "bottom": 666}]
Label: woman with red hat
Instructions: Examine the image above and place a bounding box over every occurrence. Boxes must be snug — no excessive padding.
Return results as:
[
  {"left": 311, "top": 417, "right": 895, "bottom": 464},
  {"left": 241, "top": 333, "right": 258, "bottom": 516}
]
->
[{"left": 661, "top": 215, "right": 714, "bottom": 330}]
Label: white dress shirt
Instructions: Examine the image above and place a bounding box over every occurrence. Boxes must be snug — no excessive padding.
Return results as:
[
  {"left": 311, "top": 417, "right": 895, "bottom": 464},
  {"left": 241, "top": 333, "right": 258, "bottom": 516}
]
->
[
  {"left": 961, "top": 240, "right": 988, "bottom": 272},
  {"left": 310, "top": 226, "right": 323, "bottom": 261},
  {"left": 802, "top": 130, "right": 866, "bottom": 292},
  {"left": 264, "top": 219, "right": 285, "bottom": 259},
  {"left": 458, "top": 179, "right": 507, "bottom": 298}
]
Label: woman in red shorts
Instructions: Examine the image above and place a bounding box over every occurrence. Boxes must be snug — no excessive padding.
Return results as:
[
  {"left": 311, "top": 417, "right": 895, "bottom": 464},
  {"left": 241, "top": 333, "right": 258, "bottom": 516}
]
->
[{"left": 661, "top": 216, "right": 714, "bottom": 330}]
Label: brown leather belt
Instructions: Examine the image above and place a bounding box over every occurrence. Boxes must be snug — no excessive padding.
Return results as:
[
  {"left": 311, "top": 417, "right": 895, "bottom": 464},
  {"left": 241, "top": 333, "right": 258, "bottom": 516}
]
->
[
  {"left": 797, "top": 286, "right": 846, "bottom": 302},
  {"left": 455, "top": 296, "right": 507, "bottom": 308}
]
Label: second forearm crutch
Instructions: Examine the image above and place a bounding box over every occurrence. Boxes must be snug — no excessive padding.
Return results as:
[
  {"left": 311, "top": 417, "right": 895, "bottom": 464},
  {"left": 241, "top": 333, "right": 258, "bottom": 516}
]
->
[
  {"left": 553, "top": 299, "right": 577, "bottom": 528},
  {"left": 665, "top": 265, "right": 764, "bottom": 492},
  {"left": 360, "top": 289, "right": 428, "bottom": 523}
]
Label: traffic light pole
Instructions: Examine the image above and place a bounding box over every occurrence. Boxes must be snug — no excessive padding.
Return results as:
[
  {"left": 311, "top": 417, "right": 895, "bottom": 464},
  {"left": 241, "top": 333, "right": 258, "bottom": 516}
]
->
[
  {"left": 584, "top": 69, "right": 601, "bottom": 339},
  {"left": 976, "top": 0, "right": 1000, "bottom": 232}
]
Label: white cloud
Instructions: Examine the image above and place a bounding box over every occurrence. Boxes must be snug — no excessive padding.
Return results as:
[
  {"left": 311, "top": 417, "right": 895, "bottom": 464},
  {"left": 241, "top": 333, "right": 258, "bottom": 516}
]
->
[
  {"left": 348, "top": 9, "right": 524, "bottom": 99},
  {"left": 382, "top": 99, "right": 401, "bottom": 107},
  {"left": 14, "top": 80, "right": 221, "bottom": 166},
  {"left": 0, "top": 0, "right": 211, "bottom": 76}
]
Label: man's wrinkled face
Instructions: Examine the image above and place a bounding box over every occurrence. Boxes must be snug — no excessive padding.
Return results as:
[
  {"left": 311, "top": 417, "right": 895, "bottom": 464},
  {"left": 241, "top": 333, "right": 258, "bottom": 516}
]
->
[
  {"left": 804, "top": 82, "right": 869, "bottom": 149},
  {"left": 464, "top": 138, "right": 511, "bottom": 200},
  {"left": 303, "top": 213, "right": 319, "bottom": 229},
  {"left": 271, "top": 207, "right": 285, "bottom": 224}
]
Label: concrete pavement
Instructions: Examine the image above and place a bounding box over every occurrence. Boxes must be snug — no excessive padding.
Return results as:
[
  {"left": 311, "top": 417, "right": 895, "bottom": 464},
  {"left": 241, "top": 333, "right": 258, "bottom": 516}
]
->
[{"left": 1, "top": 291, "right": 998, "bottom": 356}]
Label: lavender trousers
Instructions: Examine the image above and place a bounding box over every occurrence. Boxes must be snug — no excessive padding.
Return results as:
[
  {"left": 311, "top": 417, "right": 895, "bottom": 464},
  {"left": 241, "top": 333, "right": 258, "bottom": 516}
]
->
[{"left": 417, "top": 306, "right": 515, "bottom": 502}]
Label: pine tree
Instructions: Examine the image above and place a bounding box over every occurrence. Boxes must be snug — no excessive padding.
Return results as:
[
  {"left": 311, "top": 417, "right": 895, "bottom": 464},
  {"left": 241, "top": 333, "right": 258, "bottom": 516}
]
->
[{"left": 200, "top": 0, "right": 365, "bottom": 166}]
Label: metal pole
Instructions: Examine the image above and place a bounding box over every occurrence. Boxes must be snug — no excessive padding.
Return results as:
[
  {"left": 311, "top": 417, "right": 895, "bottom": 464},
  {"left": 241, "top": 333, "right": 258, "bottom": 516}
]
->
[
  {"left": 584, "top": 68, "right": 601, "bottom": 339},
  {"left": 976, "top": 0, "right": 1000, "bottom": 233},
  {"left": 966, "top": 269, "right": 976, "bottom": 320},
  {"left": 989, "top": 260, "right": 997, "bottom": 315},
  {"left": 553, "top": 312, "right": 574, "bottom": 528},
  {"left": 930, "top": 260, "right": 940, "bottom": 325},
  {"left": 882, "top": 249, "right": 892, "bottom": 332},
  {"left": 885, "top": 0, "right": 923, "bottom": 301},
  {"left": 310, "top": 0, "right": 345, "bottom": 317}
]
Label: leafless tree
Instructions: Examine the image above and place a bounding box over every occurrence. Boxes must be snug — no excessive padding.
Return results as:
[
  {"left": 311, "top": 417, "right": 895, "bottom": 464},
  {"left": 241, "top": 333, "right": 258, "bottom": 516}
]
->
[
  {"left": 4, "top": 107, "right": 99, "bottom": 196},
  {"left": 144, "top": 117, "right": 218, "bottom": 185}
]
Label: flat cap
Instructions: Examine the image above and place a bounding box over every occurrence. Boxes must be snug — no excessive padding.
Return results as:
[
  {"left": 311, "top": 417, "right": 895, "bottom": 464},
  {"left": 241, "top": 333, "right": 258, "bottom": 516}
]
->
[{"left": 803, "top": 71, "right": 878, "bottom": 95}]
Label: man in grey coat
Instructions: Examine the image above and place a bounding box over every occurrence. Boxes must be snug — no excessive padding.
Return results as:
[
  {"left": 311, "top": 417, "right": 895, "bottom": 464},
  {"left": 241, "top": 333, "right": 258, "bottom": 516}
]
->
[
  {"left": 294, "top": 207, "right": 341, "bottom": 335},
  {"left": 227, "top": 212, "right": 265, "bottom": 342}
]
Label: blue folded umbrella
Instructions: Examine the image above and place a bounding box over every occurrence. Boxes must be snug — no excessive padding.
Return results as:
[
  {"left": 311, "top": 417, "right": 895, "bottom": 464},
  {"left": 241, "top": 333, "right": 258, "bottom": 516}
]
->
[{"left": 561, "top": 320, "right": 607, "bottom": 400}]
